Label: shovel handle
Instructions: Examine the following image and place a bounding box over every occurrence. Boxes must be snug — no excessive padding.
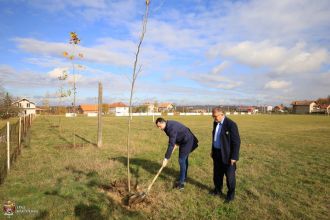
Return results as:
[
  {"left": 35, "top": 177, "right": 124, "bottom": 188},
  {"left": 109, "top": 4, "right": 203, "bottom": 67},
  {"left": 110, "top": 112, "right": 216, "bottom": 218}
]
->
[{"left": 146, "top": 144, "right": 178, "bottom": 193}]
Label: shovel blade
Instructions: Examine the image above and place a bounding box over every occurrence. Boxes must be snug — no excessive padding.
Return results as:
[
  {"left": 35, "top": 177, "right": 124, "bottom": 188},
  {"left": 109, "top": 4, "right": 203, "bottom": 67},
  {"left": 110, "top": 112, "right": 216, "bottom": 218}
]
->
[{"left": 128, "top": 192, "right": 147, "bottom": 205}]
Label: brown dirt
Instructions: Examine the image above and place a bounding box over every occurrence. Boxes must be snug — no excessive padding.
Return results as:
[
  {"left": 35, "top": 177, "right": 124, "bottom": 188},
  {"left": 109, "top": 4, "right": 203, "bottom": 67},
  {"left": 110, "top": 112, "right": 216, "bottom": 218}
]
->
[{"left": 99, "top": 179, "right": 157, "bottom": 212}]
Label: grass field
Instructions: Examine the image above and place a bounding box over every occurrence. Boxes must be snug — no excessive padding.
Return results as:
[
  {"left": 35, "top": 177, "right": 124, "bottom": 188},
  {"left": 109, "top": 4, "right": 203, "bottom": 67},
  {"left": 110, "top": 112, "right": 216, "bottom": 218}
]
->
[{"left": 0, "top": 115, "right": 329, "bottom": 219}]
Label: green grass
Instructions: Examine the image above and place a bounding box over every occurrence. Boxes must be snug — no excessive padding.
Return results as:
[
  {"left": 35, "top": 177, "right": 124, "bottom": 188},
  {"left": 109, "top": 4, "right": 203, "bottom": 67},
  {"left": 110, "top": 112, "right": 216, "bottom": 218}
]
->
[
  {"left": 0, "top": 117, "right": 19, "bottom": 128},
  {"left": 0, "top": 115, "right": 329, "bottom": 219}
]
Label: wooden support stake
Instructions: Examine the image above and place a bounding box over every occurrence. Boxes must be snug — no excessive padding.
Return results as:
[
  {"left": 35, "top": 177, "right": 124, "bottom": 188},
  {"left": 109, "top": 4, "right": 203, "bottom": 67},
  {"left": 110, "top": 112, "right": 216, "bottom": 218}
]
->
[
  {"left": 97, "top": 82, "right": 103, "bottom": 147},
  {"left": 18, "top": 117, "right": 21, "bottom": 148},
  {"left": 7, "top": 122, "right": 10, "bottom": 171}
]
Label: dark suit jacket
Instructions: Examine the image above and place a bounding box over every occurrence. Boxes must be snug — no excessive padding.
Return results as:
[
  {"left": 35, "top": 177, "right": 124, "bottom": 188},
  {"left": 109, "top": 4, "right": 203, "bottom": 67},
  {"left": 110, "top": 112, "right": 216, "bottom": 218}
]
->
[
  {"left": 212, "top": 117, "right": 240, "bottom": 164},
  {"left": 164, "top": 120, "right": 198, "bottom": 159}
]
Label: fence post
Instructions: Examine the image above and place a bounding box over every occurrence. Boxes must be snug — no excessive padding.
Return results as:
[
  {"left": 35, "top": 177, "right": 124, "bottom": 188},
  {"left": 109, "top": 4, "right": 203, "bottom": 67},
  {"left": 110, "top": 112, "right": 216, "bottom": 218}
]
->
[
  {"left": 97, "top": 82, "right": 103, "bottom": 148},
  {"left": 19, "top": 117, "right": 22, "bottom": 148},
  {"left": 7, "top": 122, "right": 10, "bottom": 171},
  {"left": 23, "top": 115, "right": 26, "bottom": 136}
]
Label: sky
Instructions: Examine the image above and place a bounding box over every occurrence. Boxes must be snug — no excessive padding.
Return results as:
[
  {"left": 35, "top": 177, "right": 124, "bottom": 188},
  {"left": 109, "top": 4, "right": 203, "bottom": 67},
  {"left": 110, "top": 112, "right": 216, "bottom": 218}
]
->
[{"left": 0, "top": 0, "right": 330, "bottom": 106}]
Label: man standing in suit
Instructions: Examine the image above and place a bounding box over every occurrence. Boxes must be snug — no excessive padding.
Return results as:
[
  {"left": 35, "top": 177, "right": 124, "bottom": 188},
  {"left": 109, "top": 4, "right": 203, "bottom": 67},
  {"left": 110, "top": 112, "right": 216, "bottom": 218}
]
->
[
  {"left": 211, "top": 107, "right": 240, "bottom": 202},
  {"left": 156, "top": 117, "right": 199, "bottom": 190}
]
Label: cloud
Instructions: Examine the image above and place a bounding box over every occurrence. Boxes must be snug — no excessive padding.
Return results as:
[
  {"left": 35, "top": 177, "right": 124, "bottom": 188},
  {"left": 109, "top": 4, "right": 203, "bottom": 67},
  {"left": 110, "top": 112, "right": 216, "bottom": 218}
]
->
[
  {"left": 275, "top": 48, "right": 329, "bottom": 74},
  {"left": 24, "top": 56, "right": 68, "bottom": 68},
  {"left": 0, "top": 64, "right": 15, "bottom": 75},
  {"left": 27, "top": 0, "right": 139, "bottom": 25},
  {"left": 264, "top": 80, "right": 291, "bottom": 89},
  {"left": 209, "top": 41, "right": 330, "bottom": 74},
  {"left": 48, "top": 67, "right": 68, "bottom": 79},
  {"left": 13, "top": 37, "right": 131, "bottom": 67},
  {"left": 197, "top": 74, "right": 242, "bottom": 89},
  {"left": 191, "top": 66, "right": 242, "bottom": 90},
  {"left": 211, "top": 61, "right": 230, "bottom": 75},
  {"left": 141, "top": 19, "right": 208, "bottom": 51},
  {"left": 213, "top": 0, "right": 330, "bottom": 44}
]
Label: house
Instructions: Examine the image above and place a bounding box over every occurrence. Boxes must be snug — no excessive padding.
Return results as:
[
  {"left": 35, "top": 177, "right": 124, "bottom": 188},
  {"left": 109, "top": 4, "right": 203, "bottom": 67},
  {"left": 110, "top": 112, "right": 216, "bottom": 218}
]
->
[
  {"left": 79, "top": 104, "right": 98, "bottom": 114},
  {"left": 318, "top": 104, "right": 330, "bottom": 114},
  {"left": 143, "top": 102, "right": 156, "bottom": 113},
  {"left": 237, "top": 106, "right": 256, "bottom": 114},
  {"left": 12, "top": 98, "right": 36, "bottom": 115},
  {"left": 158, "top": 103, "right": 174, "bottom": 112},
  {"left": 273, "top": 105, "right": 285, "bottom": 113},
  {"left": 109, "top": 102, "right": 129, "bottom": 116},
  {"left": 291, "top": 100, "right": 317, "bottom": 114},
  {"left": 267, "top": 106, "right": 273, "bottom": 112},
  {"left": 35, "top": 107, "right": 47, "bottom": 115}
]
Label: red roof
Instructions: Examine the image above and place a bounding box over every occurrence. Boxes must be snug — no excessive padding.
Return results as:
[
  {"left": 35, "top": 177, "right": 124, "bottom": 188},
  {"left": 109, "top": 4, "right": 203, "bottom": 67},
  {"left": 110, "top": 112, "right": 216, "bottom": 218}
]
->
[
  {"left": 109, "top": 102, "right": 127, "bottom": 108},
  {"left": 158, "top": 103, "right": 173, "bottom": 108},
  {"left": 319, "top": 104, "right": 330, "bottom": 109},
  {"left": 80, "top": 104, "right": 98, "bottom": 111},
  {"left": 291, "top": 100, "right": 315, "bottom": 106}
]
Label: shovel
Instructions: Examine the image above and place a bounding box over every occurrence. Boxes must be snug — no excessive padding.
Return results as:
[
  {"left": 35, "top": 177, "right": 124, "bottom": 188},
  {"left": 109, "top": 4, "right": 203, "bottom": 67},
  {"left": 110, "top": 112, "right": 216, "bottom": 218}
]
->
[{"left": 128, "top": 145, "right": 178, "bottom": 205}]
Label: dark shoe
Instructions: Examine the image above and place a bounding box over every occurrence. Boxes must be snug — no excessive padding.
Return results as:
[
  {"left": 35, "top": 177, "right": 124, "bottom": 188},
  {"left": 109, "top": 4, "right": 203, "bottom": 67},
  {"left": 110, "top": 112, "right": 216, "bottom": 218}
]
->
[
  {"left": 224, "top": 195, "right": 235, "bottom": 203},
  {"left": 174, "top": 183, "right": 184, "bottom": 190},
  {"left": 209, "top": 188, "right": 222, "bottom": 196},
  {"left": 224, "top": 198, "right": 234, "bottom": 203}
]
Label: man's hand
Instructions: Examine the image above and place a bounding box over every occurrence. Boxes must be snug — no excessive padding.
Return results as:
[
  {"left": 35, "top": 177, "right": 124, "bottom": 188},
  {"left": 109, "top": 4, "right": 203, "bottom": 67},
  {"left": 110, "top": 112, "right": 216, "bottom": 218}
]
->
[
  {"left": 162, "top": 158, "right": 168, "bottom": 167},
  {"left": 230, "top": 159, "right": 236, "bottom": 165}
]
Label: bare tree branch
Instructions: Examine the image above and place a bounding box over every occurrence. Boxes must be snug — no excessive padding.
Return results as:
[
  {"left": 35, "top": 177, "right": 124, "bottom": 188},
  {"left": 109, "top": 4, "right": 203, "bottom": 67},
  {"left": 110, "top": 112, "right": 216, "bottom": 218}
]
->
[{"left": 126, "top": 0, "right": 150, "bottom": 193}]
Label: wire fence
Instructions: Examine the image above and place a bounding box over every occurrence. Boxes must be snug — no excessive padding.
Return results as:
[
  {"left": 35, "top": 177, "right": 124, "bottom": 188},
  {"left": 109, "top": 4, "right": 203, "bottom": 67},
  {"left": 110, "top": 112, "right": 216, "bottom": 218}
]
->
[{"left": 0, "top": 114, "right": 34, "bottom": 184}]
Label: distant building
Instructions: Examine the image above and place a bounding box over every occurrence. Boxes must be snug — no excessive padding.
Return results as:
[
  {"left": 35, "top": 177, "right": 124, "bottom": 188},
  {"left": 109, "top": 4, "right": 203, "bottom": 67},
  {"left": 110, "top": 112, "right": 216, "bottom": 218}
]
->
[
  {"left": 12, "top": 98, "right": 36, "bottom": 115},
  {"left": 158, "top": 103, "right": 174, "bottom": 112},
  {"left": 143, "top": 102, "right": 156, "bottom": 113},
  {"left": 267, "top": 106, "right": 273, "bottom": 112},
  {"left": 192, "top": 109, "right": 207, "bottom": 113},
  {"left": 109, "top": 102, "right": 129, "bottom": 116},
  {"left": 79, "top": 104, "right": 98, "bottom": 114},
  {"left": 315, "top": 104, "right": 330, "bottom": 114},
  {"left": 237, "top": 106, "right": 256, "bottom": 114},
  {"left": 291, "top": 100, "right": 316, "bottom": 114},
  {"left": 273, "top": 105, "right": 285, "bottom": 113}
]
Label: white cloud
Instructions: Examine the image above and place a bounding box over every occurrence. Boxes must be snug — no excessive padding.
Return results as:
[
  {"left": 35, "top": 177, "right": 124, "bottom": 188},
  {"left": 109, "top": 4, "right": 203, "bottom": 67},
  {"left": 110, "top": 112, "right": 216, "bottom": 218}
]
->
[
  {"left": 265, "top": 80, "right": 291, "bottom": 89},
  {"left": 211, "top": 61, "right": 230, "bottom": 75},
  {"left": 0, "top": 64, "right": 15, "bottom": 75},
  {"left": 48, "top": 67, "right": 69, "bottom": 79},
  {"left": 198, "top": 74, "right": 242, "bottom": 89},
  {"left": 142, "top": 19, "right": 208, "bottom": 51},
  {"left": 212, "top": 0, "right": 330, "bottom": 44},
  {"left": 275, "top": 48, "right": 329, "bottom": 74},
  {"left": 24, "top": 56, "right": 68, "bottom": 68},
  {"left": 210, "top": 41, "right": 330, "bottom": 74},
  {"left": 191, "top": 70, "right": 242, "bottom": 90},
  {"left": 28, "top": 0, "right": 139, "bottom": 24},
  {"left": 210, "top": 41, "right": 286, "bottom": 67},
  {"left": 13, "top": 37, "right": 131, "bottom": 66}
]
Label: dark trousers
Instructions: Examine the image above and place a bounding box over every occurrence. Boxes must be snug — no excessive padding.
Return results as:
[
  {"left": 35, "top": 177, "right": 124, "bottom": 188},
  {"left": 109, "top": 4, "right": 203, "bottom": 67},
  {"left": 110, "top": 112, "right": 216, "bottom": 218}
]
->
[
  {"left": 212, "top": 148, "right": 236, "bottom": 200},
  {"left": 178, "top": 154, "right": 189, "bottom": 184}
]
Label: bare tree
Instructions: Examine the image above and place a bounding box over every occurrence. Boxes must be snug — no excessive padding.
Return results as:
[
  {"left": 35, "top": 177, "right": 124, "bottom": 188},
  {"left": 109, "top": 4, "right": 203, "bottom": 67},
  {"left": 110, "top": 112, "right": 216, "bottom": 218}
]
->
[
  {"left": 63, "top": 32, "right": 83, "bottom": 147},
  {"left": 126, "top": 0, "right": 150, "bottom": 193}
]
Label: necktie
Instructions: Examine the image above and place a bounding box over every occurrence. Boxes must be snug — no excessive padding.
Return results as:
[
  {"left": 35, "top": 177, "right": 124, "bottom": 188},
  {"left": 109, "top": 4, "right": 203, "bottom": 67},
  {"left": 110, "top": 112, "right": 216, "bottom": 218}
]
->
[{"left": 214, "top": 123, "right": 221, "bottom": 142}]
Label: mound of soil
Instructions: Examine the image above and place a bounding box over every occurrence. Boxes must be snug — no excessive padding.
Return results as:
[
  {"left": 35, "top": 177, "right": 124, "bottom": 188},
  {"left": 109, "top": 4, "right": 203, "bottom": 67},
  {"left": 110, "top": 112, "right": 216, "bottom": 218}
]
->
[{"left": 99, "top": 179, "right": 154, "bottom": 211}]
